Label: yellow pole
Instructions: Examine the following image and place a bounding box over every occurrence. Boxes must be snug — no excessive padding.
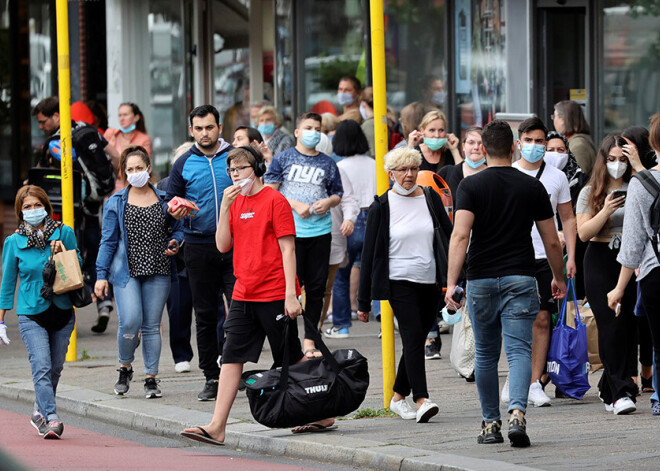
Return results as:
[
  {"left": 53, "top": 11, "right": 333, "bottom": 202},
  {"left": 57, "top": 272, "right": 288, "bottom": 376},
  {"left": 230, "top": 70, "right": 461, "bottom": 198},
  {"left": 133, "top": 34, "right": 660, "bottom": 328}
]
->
[
  {"left": 56, "top": 0, "right": 77, "bottom": 362},
  {"left": 369, "top": 0, "right": 395, "bottom": 408}
]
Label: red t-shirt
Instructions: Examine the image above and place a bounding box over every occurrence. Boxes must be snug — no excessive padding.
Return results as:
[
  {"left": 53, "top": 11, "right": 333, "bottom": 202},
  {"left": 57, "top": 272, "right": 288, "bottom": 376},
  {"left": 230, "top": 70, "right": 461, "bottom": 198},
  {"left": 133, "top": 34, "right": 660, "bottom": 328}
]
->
[{"left": 229, "top": 186, "right": 300, "bottom": 301}]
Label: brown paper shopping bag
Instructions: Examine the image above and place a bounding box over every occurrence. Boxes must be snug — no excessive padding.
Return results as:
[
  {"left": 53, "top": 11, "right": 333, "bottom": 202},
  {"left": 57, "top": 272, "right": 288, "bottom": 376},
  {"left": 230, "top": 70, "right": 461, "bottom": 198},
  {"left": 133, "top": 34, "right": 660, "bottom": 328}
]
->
[
  {"left": 566, "top": 299, "right": 602, "bottom": 373},
  {"left": 52, "top": 249, "right": 84, "bottom": 295}
]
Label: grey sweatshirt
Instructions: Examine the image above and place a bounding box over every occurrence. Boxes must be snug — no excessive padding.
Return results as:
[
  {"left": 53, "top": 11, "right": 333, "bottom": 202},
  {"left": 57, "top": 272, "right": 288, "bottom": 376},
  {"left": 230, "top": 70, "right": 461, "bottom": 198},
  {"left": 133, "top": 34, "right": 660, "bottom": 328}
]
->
[{"left": 617, "top": 170, "right": 660, "bottom": 280}]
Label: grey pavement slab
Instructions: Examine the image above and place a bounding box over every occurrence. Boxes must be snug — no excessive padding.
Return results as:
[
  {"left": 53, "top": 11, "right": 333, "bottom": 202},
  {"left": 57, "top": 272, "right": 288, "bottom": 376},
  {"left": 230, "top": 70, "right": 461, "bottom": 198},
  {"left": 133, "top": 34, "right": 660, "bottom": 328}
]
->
[{"left": 0, "top": 304, "right": 658, "bottom": 470}]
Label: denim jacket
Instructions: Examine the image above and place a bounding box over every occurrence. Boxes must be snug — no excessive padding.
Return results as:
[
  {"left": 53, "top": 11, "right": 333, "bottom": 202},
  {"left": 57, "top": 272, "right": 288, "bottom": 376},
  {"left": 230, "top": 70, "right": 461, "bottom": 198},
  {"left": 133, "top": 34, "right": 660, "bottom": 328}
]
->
[{"left": 96, "top": 184, "right": 183, "bottom": 287}]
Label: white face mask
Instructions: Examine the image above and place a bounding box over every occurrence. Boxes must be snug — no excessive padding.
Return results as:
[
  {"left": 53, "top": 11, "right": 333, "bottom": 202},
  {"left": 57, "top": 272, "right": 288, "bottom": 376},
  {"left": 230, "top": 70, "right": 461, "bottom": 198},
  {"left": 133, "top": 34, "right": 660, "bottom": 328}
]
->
[
  {"left": 607, "top": 161, "right": 627, "bottom": 180},
  {"left": 127, "top": 169, "right": 150, "bottom": 188},
  {"left": 545, "top": 151, "right": 569, "bottom": 170},
  {"left": 236, "top": 171, "right": 256, "bottom": 195},
  {"left": 390, "top": 172, "right": 418, "bottom": 196},
  {"left": 359, "top": 103, "right": 369, "bottom": 121}
]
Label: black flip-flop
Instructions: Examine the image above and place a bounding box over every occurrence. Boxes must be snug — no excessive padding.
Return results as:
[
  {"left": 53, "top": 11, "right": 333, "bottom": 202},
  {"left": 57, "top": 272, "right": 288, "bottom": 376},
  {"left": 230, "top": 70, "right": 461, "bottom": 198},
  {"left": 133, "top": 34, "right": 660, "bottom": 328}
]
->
[
  {"left": 180, "top": 427, "right": 225, "bottom": 446},
  {"left": 291, "top": 423, "right": 338, "bottom": 434}
]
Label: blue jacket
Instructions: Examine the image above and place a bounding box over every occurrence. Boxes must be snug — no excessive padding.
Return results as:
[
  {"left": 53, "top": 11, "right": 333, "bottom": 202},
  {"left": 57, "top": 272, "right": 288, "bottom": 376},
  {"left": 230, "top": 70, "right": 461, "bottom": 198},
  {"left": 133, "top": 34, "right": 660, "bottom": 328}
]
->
[
  {"left": 96, "top": 185, "right": 183, "bottom": 288},
  {"left": 0, "top": 224, "right": 81, "bottom": 315},
  {"left": 166, "top": 140, "right": 234, "bottom": 244}
]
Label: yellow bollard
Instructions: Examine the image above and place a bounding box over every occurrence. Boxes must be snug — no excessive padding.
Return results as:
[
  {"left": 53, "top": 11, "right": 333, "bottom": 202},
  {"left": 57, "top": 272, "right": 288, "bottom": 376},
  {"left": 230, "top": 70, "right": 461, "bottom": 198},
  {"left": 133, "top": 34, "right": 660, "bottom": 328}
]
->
[
  {"left": 369, "top": 0, "right": 395, "bottom": 408},
  {"left": 56, "top": 0, "right": 77, "bottom": 362}
]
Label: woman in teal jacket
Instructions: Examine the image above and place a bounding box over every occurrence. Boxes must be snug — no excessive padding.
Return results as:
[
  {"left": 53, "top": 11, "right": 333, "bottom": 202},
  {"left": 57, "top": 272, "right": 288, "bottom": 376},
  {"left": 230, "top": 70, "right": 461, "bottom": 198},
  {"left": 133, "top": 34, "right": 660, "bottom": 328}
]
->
[{"left": 0, "top": 185, "right": 82, "bottom": 439}]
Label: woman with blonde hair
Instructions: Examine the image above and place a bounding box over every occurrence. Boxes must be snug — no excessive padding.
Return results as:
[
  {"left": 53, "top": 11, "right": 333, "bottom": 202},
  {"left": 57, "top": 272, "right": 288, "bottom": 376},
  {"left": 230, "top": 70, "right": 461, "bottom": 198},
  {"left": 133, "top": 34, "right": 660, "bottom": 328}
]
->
[
  {"left": 407, "top": 110, "right": 462, "bottom": 173},
  {"left": 257, "top": 106, "right": 295, "bottom": 155}
]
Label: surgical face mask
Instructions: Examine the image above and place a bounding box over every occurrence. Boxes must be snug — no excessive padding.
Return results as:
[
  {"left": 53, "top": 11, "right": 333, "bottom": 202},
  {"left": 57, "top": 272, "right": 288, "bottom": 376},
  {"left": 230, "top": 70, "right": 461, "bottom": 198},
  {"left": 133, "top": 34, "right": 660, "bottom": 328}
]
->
[
  {"left": 465, "top": 156, "right": 486, "bottom": 169},
  {"left": 607, "top": 161, "right": 628, "bottom": 180},
  {"left": 23, "top": 207, "right": 48, "bottom": 227},
  {"left": 120, "top": 123, "right": 136, "bottom": 133},
  {"left": 300, "top": 130, "right": 321, "bottom": 149},
  {"left": 424, "top": 137, "right": 447, "bottom": 151},
  {"left": 359, "top": 103, "right": 369, "bottom": 121},
  {"left": 391, "top": 173, "right": 418, "bottom": 196},
  {"left": 545, "top": 151, "right": 569, "bottom": 170},
  {"left": 520, "top": 143, "right": 546, "bottom": 163},
  {"left": 441, "top": 305, "right": 462, "bottom": 325},
  {"left": 257, "top": 122, "right": 275, "bottom": 137},
  {"left": 127, "top": 169, "right": 150, "bottom": 188},
  {"left": 337, "top": 92, "right": 355, "bottom": 106},
  {"left": 236, "top": 171, "right": 256, "bottom": 196},
  {"left": 431, "top": 91, "right": 447, "bottom": 106}
]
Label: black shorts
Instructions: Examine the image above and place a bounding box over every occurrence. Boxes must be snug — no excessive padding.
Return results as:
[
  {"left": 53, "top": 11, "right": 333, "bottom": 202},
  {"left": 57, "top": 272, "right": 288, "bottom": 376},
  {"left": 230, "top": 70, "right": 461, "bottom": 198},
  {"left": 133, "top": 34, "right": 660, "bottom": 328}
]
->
[
  {"left": 222, "top": 299, "right": 304, "bottom": 366},
  {"left": 534, "top": 259, "right": 558, "bottom": 314}
]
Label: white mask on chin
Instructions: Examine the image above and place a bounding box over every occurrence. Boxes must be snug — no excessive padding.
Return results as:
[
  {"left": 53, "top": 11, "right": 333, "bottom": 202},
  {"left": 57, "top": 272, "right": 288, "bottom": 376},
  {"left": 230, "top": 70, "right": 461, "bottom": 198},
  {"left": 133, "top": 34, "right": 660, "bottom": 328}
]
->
[{"left": 236, "top": 171, "right": 256, "bottom": 195}]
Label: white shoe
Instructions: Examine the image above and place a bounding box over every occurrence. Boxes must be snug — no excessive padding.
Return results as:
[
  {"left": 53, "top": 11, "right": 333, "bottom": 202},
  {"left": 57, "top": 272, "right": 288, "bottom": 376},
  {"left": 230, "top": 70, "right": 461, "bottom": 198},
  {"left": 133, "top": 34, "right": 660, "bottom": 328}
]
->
[
  {"left": 174, "top": 361, "right": 191, "bottom": 373},
  {"left": 528, "top": 381, "right": 551, "bottom": 407},
  {"left": 501, "top": 375, "right": 510, "bottom": 403},
  {"left": 389, "top": 398, "right": 416, "bottom": 420},
  {"left": 613, "top": 397, "right": 636, "bottom": 415},
  {"left": 605, "top": 403, "right": 614, "bottom": 412},
  {"left": 324, "top": 327, "right": 349, "bottom": 339},
  {"left": 416, "top": 399, "right": 439, "bottom": 423}
]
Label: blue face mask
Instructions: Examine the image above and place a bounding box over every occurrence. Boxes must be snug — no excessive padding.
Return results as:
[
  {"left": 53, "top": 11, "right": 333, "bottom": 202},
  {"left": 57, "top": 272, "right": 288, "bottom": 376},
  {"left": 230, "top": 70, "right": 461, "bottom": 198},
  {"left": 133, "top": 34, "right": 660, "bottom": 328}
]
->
[
  {"left": 258, "top": 122, "right": 275, "bottom": 137},
  {"left": 465, "top": 157, "right": 486, "bottom": 169},
  {"left": 337, "top": 92, "right": 355, "bottom": 106},
  {"left": 300, "top": 130, "right": 321, "bottom": 149},
  {"left": 120, "top": 123, "right": 136, "bottom": 133},
  {"left": 23, "top": 207, "right": 48, "bottom": 227},
  {"left": 424, "top": 137, "right": 447, "bottom": 151},
  {"left": 431, "top": 91, "right": 447, "bottom": 106},
  {"left": 520, "top": 143, "right": 546, "bottom": 163}
]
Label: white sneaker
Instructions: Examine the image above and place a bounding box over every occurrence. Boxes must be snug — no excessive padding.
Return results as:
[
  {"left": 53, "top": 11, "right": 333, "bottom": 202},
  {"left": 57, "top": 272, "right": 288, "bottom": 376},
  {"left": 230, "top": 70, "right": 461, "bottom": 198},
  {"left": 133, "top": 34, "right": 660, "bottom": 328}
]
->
[
  {"left": 174, "top": 361, "right": 191, "bottom": 373},
  {"left": 528, "top": 381, "right": 551, "bottom": 407},
  {"left": 389, "top": 398, "right": 416, "bottom": 420},
  {"left": 605, "top": 403, "right": 614, "bottom": 412},
  {"left": 613, "top": 397, "right": 636, "bottom": 415},
  {"left": 501, "top": 375, "right": 510, "bottom": 403},
  {"left": 416, "top": 399, "right": 439, "bottom": 423},
  {"left": 324, "top": 327, "right": 349, "bottom": 339}
]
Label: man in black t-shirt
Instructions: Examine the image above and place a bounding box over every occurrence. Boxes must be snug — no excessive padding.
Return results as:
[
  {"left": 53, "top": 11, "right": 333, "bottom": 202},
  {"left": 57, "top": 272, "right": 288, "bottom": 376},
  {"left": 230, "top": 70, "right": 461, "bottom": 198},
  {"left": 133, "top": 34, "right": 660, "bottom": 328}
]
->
[{"left": 445, "top": 120, "right": 566, "bottom": 448}]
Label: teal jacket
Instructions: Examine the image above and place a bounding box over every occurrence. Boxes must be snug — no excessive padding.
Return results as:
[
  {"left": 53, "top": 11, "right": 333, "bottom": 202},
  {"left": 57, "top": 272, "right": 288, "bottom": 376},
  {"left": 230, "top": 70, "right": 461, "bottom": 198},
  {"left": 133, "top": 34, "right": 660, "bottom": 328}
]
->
[{"left": 0, "top": 224, "right": 82, "bottom": 315}]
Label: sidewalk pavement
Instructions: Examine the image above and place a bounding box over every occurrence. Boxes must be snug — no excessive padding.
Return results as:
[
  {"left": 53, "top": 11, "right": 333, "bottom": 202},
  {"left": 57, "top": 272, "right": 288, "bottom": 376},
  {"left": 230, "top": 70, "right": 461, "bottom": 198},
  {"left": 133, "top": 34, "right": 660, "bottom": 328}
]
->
[{"left": 1, "top": 306, "right": 659, "bottom": 471}]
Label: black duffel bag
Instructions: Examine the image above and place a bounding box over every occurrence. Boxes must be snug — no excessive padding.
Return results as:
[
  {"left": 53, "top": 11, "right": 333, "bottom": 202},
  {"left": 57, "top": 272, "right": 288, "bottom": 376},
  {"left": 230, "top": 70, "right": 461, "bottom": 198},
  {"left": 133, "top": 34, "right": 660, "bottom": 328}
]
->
[{"left": 244, "top": 315, "right": 369, "bottom": 428}]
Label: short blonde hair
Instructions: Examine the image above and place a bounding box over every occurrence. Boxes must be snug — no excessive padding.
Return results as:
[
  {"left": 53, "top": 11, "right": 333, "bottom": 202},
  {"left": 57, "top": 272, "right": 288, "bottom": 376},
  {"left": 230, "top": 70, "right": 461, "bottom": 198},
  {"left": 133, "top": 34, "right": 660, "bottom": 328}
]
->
[
  {"left": 384, "top": 147, "right": 422, "bottom": 172},
  {"left": 419, "top": 110, "right": 447, "bottom": 132},
  {"left": 321, "top": 112, "right": 339, "bottom": 134},
  {"left": 257, "top": 106, "right": 282, "bottom": 127}
]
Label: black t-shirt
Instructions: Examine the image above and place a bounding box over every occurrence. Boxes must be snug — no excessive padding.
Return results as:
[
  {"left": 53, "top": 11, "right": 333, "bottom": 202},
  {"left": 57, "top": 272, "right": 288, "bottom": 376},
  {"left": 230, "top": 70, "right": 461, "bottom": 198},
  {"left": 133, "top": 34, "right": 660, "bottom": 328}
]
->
[
  {"left": 415, "top": 146, "right": 454, "bottom": 173},
  {"left": 438, "top": 163, "right": 465, "bottom": 211},
  {"left": 456, "top": 166, "right": 554, "bottom": 280}
]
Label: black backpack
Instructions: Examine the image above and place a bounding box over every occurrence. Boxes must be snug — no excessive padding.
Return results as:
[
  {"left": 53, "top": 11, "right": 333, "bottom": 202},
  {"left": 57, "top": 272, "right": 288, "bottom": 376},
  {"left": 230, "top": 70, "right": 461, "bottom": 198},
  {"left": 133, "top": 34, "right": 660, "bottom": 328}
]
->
[
  {"left": 633, "top": 169, "right": 660, "bottom": 261},
  {"left": 70, "top": 122, "right": 116, "bottom": 202}
]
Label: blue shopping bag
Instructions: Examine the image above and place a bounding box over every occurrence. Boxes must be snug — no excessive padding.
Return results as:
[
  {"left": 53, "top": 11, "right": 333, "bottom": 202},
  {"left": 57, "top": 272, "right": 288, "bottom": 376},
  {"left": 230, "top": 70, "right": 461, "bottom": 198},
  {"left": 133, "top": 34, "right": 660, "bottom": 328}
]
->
[{"left": 546, "top": 279, "right": 590, "bottom": 399}]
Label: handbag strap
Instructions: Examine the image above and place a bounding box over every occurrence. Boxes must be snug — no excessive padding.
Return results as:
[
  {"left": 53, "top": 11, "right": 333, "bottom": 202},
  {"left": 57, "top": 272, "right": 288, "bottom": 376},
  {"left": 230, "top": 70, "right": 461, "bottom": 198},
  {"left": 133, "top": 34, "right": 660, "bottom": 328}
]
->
[
  {"left": 278, "top": 313, "right": 343, "bottom": 390},
  {"left": 423, "top": 187, "right": 441, "bottom": 230},
  {"left": 557, "top": 278, "right": 581, "bottom": 327}
]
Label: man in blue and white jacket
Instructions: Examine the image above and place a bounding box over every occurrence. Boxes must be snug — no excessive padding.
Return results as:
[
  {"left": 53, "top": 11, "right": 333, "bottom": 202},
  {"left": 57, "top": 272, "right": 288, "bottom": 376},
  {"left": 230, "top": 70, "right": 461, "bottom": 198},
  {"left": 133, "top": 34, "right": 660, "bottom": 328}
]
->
[{"left": 167, "top": 105, "right": 235, "bottom": 401}]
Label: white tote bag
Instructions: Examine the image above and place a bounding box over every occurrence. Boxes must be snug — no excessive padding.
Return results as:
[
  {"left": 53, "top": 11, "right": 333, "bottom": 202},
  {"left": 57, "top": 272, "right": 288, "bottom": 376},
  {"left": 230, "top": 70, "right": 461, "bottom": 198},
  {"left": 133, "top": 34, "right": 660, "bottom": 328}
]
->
[{"left": 450, "top": 304, "right": 475, "bottom": 379}]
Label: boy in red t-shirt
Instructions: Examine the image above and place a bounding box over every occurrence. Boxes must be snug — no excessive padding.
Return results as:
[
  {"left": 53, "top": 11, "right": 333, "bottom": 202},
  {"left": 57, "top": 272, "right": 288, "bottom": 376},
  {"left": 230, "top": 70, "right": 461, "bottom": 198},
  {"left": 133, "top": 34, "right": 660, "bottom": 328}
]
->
[{"left": 181, "top": 146, "right": 336, "bottom": 445}]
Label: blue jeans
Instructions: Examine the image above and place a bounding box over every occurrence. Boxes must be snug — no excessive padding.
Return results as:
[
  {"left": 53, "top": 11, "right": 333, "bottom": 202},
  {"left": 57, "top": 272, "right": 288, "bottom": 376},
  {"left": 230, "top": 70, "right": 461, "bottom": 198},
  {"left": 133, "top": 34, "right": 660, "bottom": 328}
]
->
[
  {"left": 19, "top": 313, "right": 75, "bottom": 422},
  {"left": 332, "top": 209, "right": 368, "bottom": 329},
  {"left": 467, "top": 276, "right": 539, "bottom": 422},
  {"left": 114, "top": 275, "right": 170, "bottom": 376}
]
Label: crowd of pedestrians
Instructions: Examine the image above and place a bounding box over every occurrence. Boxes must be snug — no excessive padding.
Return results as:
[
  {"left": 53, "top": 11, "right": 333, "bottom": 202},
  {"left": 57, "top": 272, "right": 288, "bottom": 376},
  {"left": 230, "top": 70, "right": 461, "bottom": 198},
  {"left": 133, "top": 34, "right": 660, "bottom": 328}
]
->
[{"left": 1, "top": 81, "right": 659, "bottom": 449}]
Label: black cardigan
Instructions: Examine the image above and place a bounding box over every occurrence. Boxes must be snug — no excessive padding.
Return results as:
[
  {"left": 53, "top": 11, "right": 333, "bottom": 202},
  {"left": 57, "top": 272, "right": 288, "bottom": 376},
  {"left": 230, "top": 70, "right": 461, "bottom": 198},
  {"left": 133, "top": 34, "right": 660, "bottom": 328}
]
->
[{"left": 357, "top": 188, "right": 454, "bottom": 313}]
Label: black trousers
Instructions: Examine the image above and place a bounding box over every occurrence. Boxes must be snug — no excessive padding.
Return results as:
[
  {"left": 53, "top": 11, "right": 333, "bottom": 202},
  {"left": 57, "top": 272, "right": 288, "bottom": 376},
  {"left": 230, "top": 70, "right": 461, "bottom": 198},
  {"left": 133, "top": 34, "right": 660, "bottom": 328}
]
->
[
  {"left": 185, "top": 242, "right": 236, "bottom": 380},
  {"left": 583, "top": 242, "right": 638, "bottom": 404},
  {"left": 389, "top": 280, "right": 439, "bottom": 401},
  {"left": 640, "top": 268, "right": 660, "bottom": 392},
  {"left": 295, "top": 234, "right": 331, "bottom": 341}
]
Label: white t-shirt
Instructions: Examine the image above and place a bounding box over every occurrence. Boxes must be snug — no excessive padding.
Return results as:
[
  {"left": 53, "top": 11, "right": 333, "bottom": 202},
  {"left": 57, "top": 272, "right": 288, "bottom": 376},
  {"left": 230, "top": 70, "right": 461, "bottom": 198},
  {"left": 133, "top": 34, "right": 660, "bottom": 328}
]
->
[
  {"left": 513, "top": 161, "right": 571, "bottom": 259},
  {"left": 337, "top": 155, "right": 377, "bottom": 208},
  {"left": 388, "top": 191, "right": 435, "bottom": 283}
]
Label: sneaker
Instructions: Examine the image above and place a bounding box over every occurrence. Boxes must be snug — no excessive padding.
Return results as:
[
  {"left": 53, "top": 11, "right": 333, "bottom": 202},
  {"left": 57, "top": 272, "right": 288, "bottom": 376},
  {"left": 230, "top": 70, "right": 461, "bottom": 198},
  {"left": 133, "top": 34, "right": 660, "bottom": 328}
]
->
[
  {"left": 43, "top": 420, "right": 64, "bottom": 439},
  {"left": 424, "top": 338, "right": 441, "bottom": 360},
  {"left": 114, "top": 367, "right": 133, "bottom": 395},
  {"left": 477, "top": 420, "right": 504, "bottom": 444},
  {"left": 389, "top": 397, "right": 417, "bottom": 420},
  {"left": 91, "top": 308, "right": 110, "bottom": 334},
  {"left": 416, "top": 399, "right": 439, "bottom": 423},
  {"left": 30, "top": 411, "right": 48, "bottom": 436},
  {"left": 508, "top": 412, "right": 530, "bottom": 447},
  {"left": 613, "top": 397, "right": 636, "bottom": 415},
  {"left": 528, "top": 381, "right": 551, "bottom": 407},
  {"left": 198, "top": 379, "right": 218, "bottom": 401},
  {"left": 501, "top": 375, "right": 510, "bottom": 403},
  {"left": 174, "top": 361, "right": 191, "bottom": 373},
  {"left": 605, "top": 403, "right": 614, "bottom": 412},
  {"left": 652, "top": 400, "right": 660, "bottom": 416},
  {"left": 144, "top": 377, "right": 162, "bottom": 398},
  {"left": 437, "top": 320, "right": 450, "bottom": 334},
  {"left": 324, "top": 326, "right": 349, "bottom": 339}
]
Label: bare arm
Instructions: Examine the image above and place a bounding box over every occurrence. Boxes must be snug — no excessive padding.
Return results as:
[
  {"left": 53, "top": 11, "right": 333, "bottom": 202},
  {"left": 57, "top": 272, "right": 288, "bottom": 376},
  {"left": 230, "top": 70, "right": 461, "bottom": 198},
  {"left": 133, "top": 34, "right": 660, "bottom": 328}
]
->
[
  {"left": 535, "top": 217, "right": 566, "bottom": 299},
  {"left": 278, "top": 235, "right": 302, "bottom": 319},
  {"left": 444, "top": 209, "right": 474, "bottom": 309},
  {"left": 577, "top": 193, "right": 624, "bottom": 242},
  {"left": 607, "top": 266, "right": 635, "bottom": 311},
  {"left": 104, "top": 143, "right": 121, "bottom": 174},
  {"left": 556, "top": 201, "right": 577, "bottom": 278},
  {"left": 216, "top": 185, "right": 241, "bottom": 253}
]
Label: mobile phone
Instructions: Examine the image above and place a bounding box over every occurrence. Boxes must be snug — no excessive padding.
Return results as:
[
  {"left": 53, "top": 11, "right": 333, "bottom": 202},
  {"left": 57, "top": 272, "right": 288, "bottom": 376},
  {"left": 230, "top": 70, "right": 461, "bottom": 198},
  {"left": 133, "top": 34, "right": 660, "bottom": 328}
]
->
[
  {"left": 612, "top": 190, "right": 627, "bottom": 200},
  {"left": 452, "top": 286, "right": 464, "bottom": 303}
]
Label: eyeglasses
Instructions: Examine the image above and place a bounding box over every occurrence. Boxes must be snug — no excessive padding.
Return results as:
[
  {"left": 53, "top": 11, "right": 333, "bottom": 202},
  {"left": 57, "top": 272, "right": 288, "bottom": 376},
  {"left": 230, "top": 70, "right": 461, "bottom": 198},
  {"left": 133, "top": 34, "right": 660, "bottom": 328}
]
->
[
  {"left": 226, "top": 166, "right": 252, "bottom": 175},
  {"left": 392, "top": 167, "right": 420, "bottom": 174}
]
